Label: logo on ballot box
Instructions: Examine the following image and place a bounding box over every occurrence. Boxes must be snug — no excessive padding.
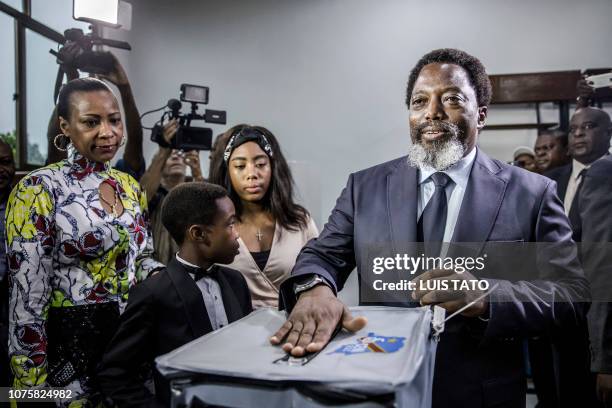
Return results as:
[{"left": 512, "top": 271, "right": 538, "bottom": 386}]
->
[{"left": 329, "top": 333, "right": 406, "bottom": 355}]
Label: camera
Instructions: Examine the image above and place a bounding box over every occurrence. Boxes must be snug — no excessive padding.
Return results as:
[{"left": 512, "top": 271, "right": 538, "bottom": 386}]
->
[
  {"left": 150, "top": 84, "right": 227, "bottom": 151},
  {"left": 50, "top": 28, "right": 131, "bottom": 75}
]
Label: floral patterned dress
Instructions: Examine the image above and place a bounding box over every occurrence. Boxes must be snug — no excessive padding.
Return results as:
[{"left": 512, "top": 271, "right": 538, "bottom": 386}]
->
[{"left": 6, "top": 147, "right": 164, "bottom": 406}]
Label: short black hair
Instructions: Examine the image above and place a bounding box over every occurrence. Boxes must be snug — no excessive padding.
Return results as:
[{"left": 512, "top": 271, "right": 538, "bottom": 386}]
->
[
  {"left": 161, "top": 182, "right": 229, "bottom": 245},
  {"left": 57, "top": 77, "right": 114, "bottom": 121},
  {"left": 405, "top": 48, "right": 492, "bottom": 108},
  {"left": 538, "top": 128, "right": 568, "bottom": 147}
]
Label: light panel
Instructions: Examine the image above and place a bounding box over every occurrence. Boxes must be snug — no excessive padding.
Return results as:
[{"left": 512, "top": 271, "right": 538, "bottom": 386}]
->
[{"left": 73, "top": 0, "right": 119, "bottom": 26}]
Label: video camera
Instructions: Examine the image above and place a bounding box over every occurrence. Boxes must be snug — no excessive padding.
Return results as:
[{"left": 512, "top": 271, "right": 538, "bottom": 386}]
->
[
  {"left": 50, "top": 28, "right": 132, "bottom": 102},
  {"left": 150, "top": 84, "right": 227, "bottom": 151},
  {"left": 50, "top": 28, "right": 131, "bottom": 75}
]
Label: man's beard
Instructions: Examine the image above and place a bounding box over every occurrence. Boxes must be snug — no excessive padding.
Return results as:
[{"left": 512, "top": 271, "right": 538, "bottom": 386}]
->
[{"left": 407, "top": 121, "right": 466, "bottom": 171}]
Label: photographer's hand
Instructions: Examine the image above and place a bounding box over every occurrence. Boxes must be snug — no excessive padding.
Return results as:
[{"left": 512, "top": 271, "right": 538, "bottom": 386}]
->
[
  {"left": 184, "top": 151, "right": 204, "bottom": 181},
  {"left": 411, "top": 269, "right": 488, "bottom": 318},
  {"left": 58, "top": 42, "right": 80, "bottom": 80},
  {"left": 96, "top": 52, "right": 129, "bottom": 87},
  {"left": 577, "top": 77, "right": 594, "bottom": 109},
  {"left": 163, "top": 119, "right": 179, "bottom": 147}
]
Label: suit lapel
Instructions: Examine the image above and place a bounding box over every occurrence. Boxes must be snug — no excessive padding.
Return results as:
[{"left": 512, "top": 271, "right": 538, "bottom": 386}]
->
[
  {"left": 451, "top": 150, "right": 507, "bottom": 250},
  {"left": 387, "top": 160, "right": 419, "bottom": 253},
  {"left": 167, "top": 259, "right": 213, "bottom": 338},
  {"left": 214, "top": 266, "right": 243, "bottom": 323},
  {"left": 556, "top": 165, "right": 571, "bottom": 198}
]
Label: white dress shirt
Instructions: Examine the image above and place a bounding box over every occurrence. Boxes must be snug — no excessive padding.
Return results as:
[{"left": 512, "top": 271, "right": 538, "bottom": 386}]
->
[
  {"left": 564, "top": 159, "right": 592, "bottom": 215},
  {"left": 417, "top": 147, "right": 477, "bottom": 243},
  {"left": 175, "top": 253, "right": 228, "bottom": 330}
]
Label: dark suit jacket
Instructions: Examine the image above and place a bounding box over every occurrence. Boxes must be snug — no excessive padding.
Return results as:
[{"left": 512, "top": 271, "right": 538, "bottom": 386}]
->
[
  {"left": 541, "top": 163, "right": 597, "bottom": 406},
  {"left": 580, "top": 155, "right": 612, "bottom": 373},
  {"left": 97, "top": 259, "right": 253, "bottom": 407},
  {"left": 545, "top": 163, "right": 572, "bottom": 200},
  {"left": 280, "top": 149, "right": 589, "bottom": 408}
]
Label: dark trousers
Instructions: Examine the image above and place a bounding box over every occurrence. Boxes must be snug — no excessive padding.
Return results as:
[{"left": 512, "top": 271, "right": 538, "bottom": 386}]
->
[{"left": 529, "top": 327, "right": 601, "bottom": 408}]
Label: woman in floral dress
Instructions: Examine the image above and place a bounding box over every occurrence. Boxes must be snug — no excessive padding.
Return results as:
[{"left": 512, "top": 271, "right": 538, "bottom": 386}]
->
[{"left": 6, "top": 78, "right": 164, "bottom": 406}]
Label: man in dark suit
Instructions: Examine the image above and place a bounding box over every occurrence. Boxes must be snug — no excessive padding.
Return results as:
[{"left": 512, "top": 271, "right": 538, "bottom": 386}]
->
[
  {"left": 545, "top": 107, "right": 611, "bottom": 242},
  {"left": 534, "top": 128, "right": 570, "bottom": 174},
  {"left": 581, "top": 154, "right": 612, "bottom": 406},
  {"left": 97, "top": 182, "right": 252, "bottom": 407},
  {"left": 539, "top": 108, "right": 612, "bottom": 407},
  {"left": 270, "top": 49, "right": 589, "bottom": 408}
]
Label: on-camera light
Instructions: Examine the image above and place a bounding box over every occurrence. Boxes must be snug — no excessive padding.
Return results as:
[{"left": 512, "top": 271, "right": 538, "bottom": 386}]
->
[{"left": 73, "top": 0, "right": 119, "bottom": 26}]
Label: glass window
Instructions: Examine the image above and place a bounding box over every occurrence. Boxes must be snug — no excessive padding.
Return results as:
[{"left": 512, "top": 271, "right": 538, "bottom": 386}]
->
[
  {"left": 25, "top": 29, "right": 59, "bottom": 166},
  {"left": 3, "top": 0, "right": 21, "bottom": 11},
  {"left": 0, "top": 10, "right": 16, "bottom": 159},
  {"left": 31, "top": 0, "right": 89, "bottom": 36}
]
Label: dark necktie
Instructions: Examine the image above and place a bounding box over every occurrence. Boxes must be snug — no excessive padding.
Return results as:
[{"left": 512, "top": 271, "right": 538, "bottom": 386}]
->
[
  {"left": 417, "top": 172, "right": 451, "bottom": 257},
  {"left": 568, "top": 168, "right": 588, "bottom": 241}
]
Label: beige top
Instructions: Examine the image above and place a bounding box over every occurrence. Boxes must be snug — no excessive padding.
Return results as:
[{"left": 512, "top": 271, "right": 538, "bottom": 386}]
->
[{"left": 222, "top": 216, "right": 318, "bottom": 309}]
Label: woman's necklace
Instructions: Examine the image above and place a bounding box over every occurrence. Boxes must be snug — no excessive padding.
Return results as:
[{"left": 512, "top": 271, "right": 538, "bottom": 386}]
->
[
  {"left": 256, "top": 229, "right": 263, "bottom": 241},
  {"left": 100, "top": 189, "right": 120, "bottom": 217}
]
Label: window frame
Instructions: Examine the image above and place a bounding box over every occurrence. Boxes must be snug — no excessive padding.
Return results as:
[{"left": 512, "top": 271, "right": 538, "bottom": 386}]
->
[{"left": 0, "top": 0, "right": 65, "bottom": 171}]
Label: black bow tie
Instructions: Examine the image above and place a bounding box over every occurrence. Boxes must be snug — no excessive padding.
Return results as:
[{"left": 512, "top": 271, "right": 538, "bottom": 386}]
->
[{"left": 181, "top": 263, "right": 217, "bottom": 281}]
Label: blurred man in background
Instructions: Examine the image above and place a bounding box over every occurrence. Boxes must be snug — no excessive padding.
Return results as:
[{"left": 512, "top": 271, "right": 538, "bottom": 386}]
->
[
  {"left": 545, "top": 107, "right": 611, "bottom": 242},
  {"left": 512, "top": 146, "right": 538, "bottom": 172},
  {"left": 534, "top": 129, "right": 570, "bottom": 173}
]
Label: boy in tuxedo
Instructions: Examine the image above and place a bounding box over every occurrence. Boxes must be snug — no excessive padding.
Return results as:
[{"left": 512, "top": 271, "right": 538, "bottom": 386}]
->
[{"left": 97, "top": 182, "right": 252, "bottom": 407}]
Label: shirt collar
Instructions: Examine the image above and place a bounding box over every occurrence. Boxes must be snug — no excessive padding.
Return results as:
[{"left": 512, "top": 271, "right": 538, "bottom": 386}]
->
[
  {"left": 418, "top": 146, "right": 477, "bottom": 189},
  {"left": 176, "top": 252, "right": 201, "bottom": 268},
  {"left": 67, "top": 143, "right": 110, "bottom": 174},
  {"left": 571, "top": 158, "right": 589, "bottom": 180},
  {"left": 175, "top": 252, "right": 214, "bottom": 278}
]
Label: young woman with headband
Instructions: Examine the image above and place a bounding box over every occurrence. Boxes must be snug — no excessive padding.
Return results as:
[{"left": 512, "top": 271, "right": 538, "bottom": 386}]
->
[{"left": 210, "top": 124, "right": 318, "bottom": 309}]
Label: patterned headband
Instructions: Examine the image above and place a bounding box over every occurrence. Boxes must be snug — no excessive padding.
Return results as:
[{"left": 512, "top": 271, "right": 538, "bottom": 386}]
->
[{"left": 223, "top": 127, "right": 274, "bottom": 163}]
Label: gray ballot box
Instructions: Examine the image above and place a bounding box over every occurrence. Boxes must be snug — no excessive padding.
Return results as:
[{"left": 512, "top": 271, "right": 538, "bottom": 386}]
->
[{"left": 156, "top": 306, "right": 445, "bottom": 408}]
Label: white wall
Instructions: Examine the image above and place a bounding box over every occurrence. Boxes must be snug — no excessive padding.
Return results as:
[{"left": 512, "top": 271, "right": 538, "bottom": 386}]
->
[
  {"left": 119, "top": 0, "right": 612, "bottom": 229},
  {"left": 3, "top": 0, "right": 612, "bottom": 207},
  {"left": 3, "top": 0, "right": 611, "bottom": 304},
  {"left": 115, "top": 0, "right": 612, "bottom": 305}
]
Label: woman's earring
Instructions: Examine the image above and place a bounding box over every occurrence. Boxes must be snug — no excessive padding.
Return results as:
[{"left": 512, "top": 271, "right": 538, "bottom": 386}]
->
[
  {"left": 119, "top": 137, "right": 126, "bottom": 147},
  {"left": 53, "top": 134, "right": 69, "bottom": 152}
]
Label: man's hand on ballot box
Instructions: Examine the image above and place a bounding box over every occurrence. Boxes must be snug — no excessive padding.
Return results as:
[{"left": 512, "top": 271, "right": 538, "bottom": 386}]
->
[
  {"left": 270, "top": 284, "right": 368, "bottom": 357},
  {"left": 410, "top": 269, "right": 489, "bottom": 318}
]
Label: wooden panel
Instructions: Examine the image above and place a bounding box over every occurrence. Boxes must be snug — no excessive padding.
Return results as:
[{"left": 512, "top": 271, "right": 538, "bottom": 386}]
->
[
  {"left": 484, "top": 123, "right": 557, "bottom": 131},
  {"left": 489, "top": 71, "right": 582, "bottom": 104}
]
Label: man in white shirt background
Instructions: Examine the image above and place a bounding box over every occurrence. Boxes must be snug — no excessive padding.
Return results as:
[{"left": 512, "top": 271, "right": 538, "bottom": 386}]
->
[{"left": 545, "top": 107, "right": 612, "bottom": 242}]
